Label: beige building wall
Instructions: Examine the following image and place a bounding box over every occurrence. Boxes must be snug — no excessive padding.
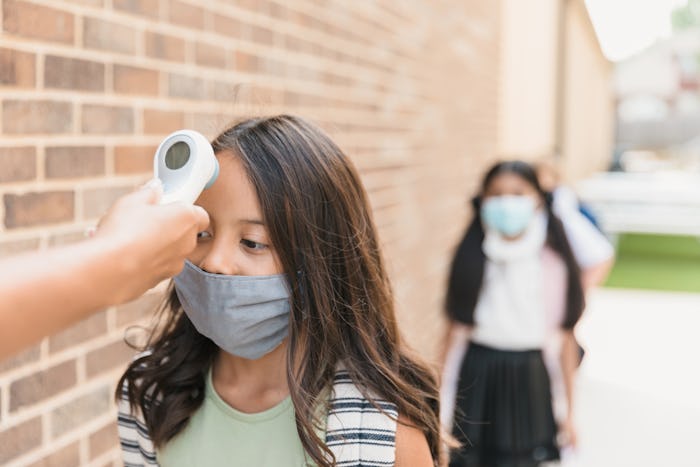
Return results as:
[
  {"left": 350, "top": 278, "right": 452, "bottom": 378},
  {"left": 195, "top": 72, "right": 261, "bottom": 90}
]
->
[
  {"left": 497, "top": 0, "right": 560, "bottom": 158},
  {"left": 560, "top": 0, "right": 615, "bottom": 180},
  {"left": 0, "top": 1, "right": 502, "bottom": 465},
  {"left": 497, "top": 0, "right": 613, "bottom": 179}
]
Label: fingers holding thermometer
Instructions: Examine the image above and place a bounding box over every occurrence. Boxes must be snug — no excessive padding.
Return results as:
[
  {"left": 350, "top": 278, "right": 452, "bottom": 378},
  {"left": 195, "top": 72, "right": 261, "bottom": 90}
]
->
[
  {"left": 85, "top": 129, "right": 217, "bottom": 299},
  {"left": 89, "top": 128, "right": 217, "bottom": 239}
]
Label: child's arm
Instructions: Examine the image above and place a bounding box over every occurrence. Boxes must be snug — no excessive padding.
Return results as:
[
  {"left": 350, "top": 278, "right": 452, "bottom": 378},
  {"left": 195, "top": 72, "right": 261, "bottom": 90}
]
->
[
  {"left": 581, "top": 257, "right": 614, "bottom": 291},
  {"left": 439, "top": 321, "right": 471, "bottom": 429},
  {"left": 559, "top": 330, "right": 579, "bottom": 447},
  {"left": 438, "top": 321, "right": 471, "bottom": 372},
  {"left": 0, "top": 184, "right": 208, "bottom": 360}
]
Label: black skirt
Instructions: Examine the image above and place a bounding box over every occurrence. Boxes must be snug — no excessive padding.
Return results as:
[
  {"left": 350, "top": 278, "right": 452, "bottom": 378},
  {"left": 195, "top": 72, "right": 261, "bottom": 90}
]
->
[{"left": 449, "top": 342, "right": 559, "bottom": 467}]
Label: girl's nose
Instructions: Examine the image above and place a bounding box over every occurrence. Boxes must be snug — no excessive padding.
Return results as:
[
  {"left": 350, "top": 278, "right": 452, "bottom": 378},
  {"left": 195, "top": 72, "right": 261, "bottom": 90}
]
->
[{"left": 198, "top": 241, "right": 240, "bottom": 276}]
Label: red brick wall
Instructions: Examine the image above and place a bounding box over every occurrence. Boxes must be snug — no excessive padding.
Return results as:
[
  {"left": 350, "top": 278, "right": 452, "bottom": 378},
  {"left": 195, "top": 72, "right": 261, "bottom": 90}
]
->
[{"left": 0, "top": 1, "right": 501, "bottom": 464}]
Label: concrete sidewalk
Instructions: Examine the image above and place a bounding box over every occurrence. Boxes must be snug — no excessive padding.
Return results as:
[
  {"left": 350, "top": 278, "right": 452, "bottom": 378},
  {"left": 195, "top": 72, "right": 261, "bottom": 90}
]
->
[{"left": 564, "top": 288, "right": 700, "bottom": 467}]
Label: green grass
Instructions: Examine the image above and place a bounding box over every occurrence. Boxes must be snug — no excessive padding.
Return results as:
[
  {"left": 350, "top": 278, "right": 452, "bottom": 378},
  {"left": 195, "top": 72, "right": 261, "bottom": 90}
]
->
[{"left": 604, "top": 233, "right": 700, "bottom": 293}]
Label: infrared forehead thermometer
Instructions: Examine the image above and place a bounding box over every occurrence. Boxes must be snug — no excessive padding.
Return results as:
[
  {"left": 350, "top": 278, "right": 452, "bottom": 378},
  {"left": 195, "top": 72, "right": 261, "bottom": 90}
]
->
[{"left": 153, "top": 130, "right": 219, "bottom": 205}]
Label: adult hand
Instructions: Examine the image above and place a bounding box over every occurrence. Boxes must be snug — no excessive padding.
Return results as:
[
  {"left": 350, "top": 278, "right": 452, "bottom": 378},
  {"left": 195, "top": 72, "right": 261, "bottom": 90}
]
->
[
  {"left": 0, "top": 179, "right": 209, "bottom": 360},
  {"left": 94, "top": 179, "right": 209, "bottom": 303}
]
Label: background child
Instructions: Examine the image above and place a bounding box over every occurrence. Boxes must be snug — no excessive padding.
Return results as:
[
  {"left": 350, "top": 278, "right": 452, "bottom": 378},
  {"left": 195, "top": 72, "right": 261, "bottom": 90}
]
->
[{"left": 441, "top": 161, "right": 585, "bottom": 467}]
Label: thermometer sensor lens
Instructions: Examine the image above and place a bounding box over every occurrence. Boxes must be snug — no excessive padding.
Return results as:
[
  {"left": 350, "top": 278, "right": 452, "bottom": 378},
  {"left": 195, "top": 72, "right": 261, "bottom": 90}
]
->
[{"left": 164, "top": 141, "right": 190, "bottom": 170}]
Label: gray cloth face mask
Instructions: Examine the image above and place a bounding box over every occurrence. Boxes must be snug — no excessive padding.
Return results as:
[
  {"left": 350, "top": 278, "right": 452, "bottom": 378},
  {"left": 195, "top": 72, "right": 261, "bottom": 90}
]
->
[{"left": 173, "top": 260, "right": 291, "bottom": 360}]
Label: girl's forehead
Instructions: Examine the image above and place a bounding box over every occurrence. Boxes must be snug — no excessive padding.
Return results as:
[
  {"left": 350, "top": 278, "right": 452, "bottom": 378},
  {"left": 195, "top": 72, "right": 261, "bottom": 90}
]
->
[
  {"left": 487, "top": 172, "right": 534, "bottom": 191},
  {"left": 197, "top": 154, "right": 263, "bottom": 220}
]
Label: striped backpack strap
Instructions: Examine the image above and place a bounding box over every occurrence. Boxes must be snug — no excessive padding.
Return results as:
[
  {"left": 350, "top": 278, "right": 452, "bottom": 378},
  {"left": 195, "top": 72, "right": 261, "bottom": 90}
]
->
[
  {"left": 117, "top": 379, "right": 160, "bottom": 467},
  {"left": 325, "top": 371, "right": 398, "bottom": 466}
]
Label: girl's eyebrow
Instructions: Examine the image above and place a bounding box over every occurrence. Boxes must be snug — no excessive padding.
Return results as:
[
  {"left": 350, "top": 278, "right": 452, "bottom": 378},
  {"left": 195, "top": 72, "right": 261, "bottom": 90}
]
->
[{"left": 238, "top": 219, "right": 265, "bottom": 226}]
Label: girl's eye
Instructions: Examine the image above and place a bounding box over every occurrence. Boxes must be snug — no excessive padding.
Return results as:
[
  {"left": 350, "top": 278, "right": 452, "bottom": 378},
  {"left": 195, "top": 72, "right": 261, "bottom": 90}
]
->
[
  {"left": 241, "top": 239, "right": 268, "bottom": 251},
  {"left": 197, "top": 231, "right": 212, "bottom": 240}
]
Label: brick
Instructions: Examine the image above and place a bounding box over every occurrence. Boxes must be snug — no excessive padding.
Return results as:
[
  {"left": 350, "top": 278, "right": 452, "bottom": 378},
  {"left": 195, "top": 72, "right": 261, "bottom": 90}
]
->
[
  {"left": 168, "top": 73, "right": 206, "bottom": 100},
  {"left": 113, "top": 0, "right": 159, "bottom": 18},
  {"left": 2, "top": 0, "right": 74, "bottom": 44},
  {"left": 0, "top": 146, "right": 36, "bottom": 182},
  {"left": 0, "top": 417, "right": 42, "bottom": 464},
  {"left": 89, "top": 422, "right": 118, "bottom": 460},
  {"left": 113, "top": 65, "right": 159, "bottom": 95},
  {"left": 212, "top": 15, "right": 247, "bottom": 39},
  {"left": 50, "top": 386, "right": 111, "bottom": 438},
  {"left": 236, "top": 0, "right": 257, "bottom": 11},
  {"left": 81, "top": 105, "right": 134, "bottom": 134},
  {"left": 252, "top": 25, "right": 274, "bottom": 46},
  {"left": 82, "top": 186, "right": 132, "bottom": 218},
  {"left": 83, "top": 17, "right": 136, "bottom": 54},
  {"left": 143, "top": 109, "right": 185, "bottom": 134},
  {"left": 0, "top": 344, "right": 40, "bottom": 374},
  {"left": 49, "top": 310, "right": 107, "bottom": 353},
  {"left": 270, "top": 3, "right": 288, "bottom": 19},
  {"left": 27, "top": 441, "right": 80, "bottom": 467},
  {"left": 184, "top": 112, "right": 225, "bottom": 136},
  {"left": 9, "top": 360, "right": 77, "bottom": 412},
  {"left": 86, "top": 339, "right": 135, "bottom": 378},
  {"left": 114, "top": 145, "right": 155, "bottom": 174},
  {"left": 0, "top": 48, "right": 36, "bottom": 87},
  {"left": 195, "top": 41, "right": 227, "bottom": 68},
  {"left": 45, "top": 146, "right": 105, "bottom": 179},
  {"left": 169, "top": 0, "right": 204, "bottom": 29},
  {"left": 115, "top": 292, "right": 162, "bottom": 327},
  {"left": 49, "top": 230, "right": 88, "bottom": 247},
  {"left": 258, "top": 57, "right": 284, "bottom": 75},
  {"left": 145, "top": 32, "right": 185, "bottom": 62},
  {"left": 2, "top": 100, "right": 72, "bottom": 134},
  {"left": 284, "top": 34, "right": 301, "bottom": 52},
  {"left": 0, "top": 238, "right": 40, "bottom": 258},
  {"left": 44, "top": 55, "right": 104, "bottom": 91},
  {"left": 234, "top": 51, "right": 259, "bottom": 72},
  {"left": 4, "top": 191, "right": 74, "bottom": 229},
  {"left": 209, "top": 81, "right": 237, "bottom": 101}
]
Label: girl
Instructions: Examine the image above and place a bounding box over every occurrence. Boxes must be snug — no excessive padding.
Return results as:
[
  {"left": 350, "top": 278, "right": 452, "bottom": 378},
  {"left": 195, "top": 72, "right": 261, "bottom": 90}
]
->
[
  {"left": 116, "top": 115, "right": 442, "bottom": 466},
  {"left": 442, "top": 161, "right": 584, "bottom": 467}
]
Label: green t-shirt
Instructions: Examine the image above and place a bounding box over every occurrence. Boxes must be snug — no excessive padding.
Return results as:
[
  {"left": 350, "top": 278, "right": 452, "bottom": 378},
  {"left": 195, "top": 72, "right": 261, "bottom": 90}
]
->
[{"left": 158, "top": 369, "right": 321, "bottom": 467}]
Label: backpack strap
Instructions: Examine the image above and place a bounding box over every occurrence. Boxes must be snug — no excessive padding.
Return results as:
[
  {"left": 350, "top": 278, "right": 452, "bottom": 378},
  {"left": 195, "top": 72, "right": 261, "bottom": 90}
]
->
[
  {"left": 117, "top": 379, "right": 160, "bottom": 466},
  {"left": 326, "top": 371, "right": 398, "bottom": 466}
]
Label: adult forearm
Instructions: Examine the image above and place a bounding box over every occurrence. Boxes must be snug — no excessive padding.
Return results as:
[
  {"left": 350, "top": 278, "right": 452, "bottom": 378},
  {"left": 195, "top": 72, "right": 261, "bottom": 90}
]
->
[
  {"left": 0, "top": 238, "right": 126, "bottom": 359},
  {"left": 0, "top": 181, "right": 209, "bottom": 361}
]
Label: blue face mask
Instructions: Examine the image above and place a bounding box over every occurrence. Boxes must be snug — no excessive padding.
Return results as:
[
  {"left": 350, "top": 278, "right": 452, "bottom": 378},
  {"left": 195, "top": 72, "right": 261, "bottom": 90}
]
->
[{"left": 480, "top": 195, "right": 536, "bottom": 237}]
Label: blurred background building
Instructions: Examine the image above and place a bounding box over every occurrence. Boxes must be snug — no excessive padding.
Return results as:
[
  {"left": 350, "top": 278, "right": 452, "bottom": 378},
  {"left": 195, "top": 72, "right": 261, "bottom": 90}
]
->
[
  {"left": 498, "top": 0, "right": 612, "bottom": 179},
  {"left": 2, "top": 0, "right": 698, "bottom": 466},
  {"left": 614, "top": 22, "right": 700, "bottom": 169}
]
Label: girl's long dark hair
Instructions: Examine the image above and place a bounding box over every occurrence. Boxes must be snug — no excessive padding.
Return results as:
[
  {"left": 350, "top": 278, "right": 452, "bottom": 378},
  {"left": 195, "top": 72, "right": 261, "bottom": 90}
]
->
[
  {"left": 445, "top": 160, "right": 584, "bottom": 329},
  {"left": 117, "top": 115, "right": 443, "bottom": 466}
]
